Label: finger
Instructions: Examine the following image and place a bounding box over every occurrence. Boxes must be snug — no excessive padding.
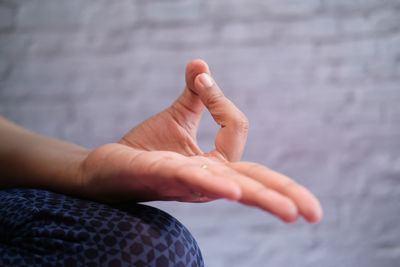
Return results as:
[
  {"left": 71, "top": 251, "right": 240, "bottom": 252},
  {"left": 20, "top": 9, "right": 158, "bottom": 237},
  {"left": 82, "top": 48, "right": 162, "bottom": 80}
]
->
[
  {"left": 193, "top": 73, "right": 249, "bottom": 162},
  {"left": 168, "top": 59, "right": 211, "bottom": 128},
  {"left": 206, "top": 166, "right": 299, "bottom": 223},
  {"left": 230, "top": 162, "right": 323, "bottom": 223},
  {"left": 134, "top": 152, "right": 242, "bottom": 201},
  {"left": 175, "top": 161, "right": 242, "bottom": 201}
]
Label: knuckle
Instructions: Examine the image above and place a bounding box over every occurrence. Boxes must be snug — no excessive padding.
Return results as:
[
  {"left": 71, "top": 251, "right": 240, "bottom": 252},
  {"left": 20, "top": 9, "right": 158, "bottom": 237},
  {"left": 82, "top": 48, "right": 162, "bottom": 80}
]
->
[
  {"left": 233, "top": 115, "right": 249, "bottom": 134},
  {"left": 251, "top": 184, "right": 266, "bottom": 196},
  {"left": 282, "top": 180, "right": 297, "bottom": 193},
  {"left": 248, "top": 162, "right": 267, "bottom": 174},
  {"left": 206, "top": 92, "right": 224, "bottom": 109}
]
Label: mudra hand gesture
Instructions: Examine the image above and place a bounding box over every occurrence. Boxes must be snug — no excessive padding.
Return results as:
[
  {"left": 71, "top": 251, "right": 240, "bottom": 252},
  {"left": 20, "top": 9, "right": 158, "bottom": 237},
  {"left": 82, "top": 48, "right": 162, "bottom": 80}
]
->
[{"left": 79, "top": 59, "right": 322, "bottom": 223}]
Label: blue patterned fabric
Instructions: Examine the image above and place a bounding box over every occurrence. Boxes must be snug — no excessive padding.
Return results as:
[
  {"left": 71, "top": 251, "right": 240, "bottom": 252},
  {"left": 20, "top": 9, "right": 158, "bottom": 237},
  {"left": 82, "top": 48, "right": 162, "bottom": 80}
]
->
[{"left": 0, "top": 188, "right": 203, "bottom": 267}]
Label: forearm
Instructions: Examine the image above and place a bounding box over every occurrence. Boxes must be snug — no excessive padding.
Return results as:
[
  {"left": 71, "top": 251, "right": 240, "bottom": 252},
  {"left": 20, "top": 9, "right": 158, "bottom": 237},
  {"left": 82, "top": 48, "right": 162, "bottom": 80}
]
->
[{"left": 0, "top": 117, "right": 90, "bottom": 194}]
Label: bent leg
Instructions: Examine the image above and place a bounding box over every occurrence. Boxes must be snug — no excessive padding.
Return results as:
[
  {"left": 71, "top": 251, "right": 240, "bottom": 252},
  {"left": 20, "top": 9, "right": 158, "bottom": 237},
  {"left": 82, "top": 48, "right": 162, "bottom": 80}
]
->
[{"left": 0, "top": 188, "right": 203, "bottom": 267}]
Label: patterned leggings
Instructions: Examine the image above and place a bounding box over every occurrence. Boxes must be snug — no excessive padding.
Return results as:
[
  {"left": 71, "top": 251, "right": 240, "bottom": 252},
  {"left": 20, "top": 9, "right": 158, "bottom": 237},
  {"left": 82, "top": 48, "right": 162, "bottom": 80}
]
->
[{"left": 0, "top": 188, "right": 204, "bottom": 267}]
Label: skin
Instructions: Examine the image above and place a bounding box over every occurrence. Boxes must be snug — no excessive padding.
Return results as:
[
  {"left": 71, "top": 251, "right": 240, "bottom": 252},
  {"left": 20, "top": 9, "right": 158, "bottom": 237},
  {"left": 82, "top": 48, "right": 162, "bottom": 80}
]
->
[{"left": 0, "top": 59, "right": 322, "bottom": 223}]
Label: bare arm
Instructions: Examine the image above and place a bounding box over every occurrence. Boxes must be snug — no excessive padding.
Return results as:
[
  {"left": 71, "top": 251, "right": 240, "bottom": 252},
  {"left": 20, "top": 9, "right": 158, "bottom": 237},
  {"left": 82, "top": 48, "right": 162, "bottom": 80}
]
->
[{"left": 0, "top": 117, "right": 89, "bottom": 195}]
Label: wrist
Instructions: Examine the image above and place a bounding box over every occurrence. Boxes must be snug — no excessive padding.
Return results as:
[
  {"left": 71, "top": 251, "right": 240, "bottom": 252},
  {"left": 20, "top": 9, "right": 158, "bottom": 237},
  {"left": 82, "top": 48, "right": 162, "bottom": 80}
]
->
[{"left": 58, "top": 147, "right": 91, "bottom": 197}]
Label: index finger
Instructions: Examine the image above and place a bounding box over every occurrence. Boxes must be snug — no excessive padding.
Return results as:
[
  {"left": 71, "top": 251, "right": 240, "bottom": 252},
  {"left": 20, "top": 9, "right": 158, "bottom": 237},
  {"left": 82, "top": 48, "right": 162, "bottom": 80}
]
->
[{"left": 193, "top": 73, "right": 249, "bottom": 162}]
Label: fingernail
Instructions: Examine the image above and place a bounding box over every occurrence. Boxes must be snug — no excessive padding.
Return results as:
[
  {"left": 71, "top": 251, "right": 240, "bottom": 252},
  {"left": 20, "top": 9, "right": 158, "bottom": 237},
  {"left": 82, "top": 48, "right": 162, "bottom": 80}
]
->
[
  {"left": 198, "top": 73, "right": 214, "bottom": 88},
  {"left": 308, "top": 201, "right": 323, "bottom": 223},
  {"left": 230, "top": 184, "right": 242, "bottom": 201},
  {"left": 285, "top": 202, "right": 298, "bottom": 223}
]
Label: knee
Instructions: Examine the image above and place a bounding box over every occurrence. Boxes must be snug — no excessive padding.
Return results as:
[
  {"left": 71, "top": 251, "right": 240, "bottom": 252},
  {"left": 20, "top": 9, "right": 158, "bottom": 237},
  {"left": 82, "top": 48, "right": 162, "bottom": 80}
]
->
[
  {"left": 0, "top": 189, "right": 204, "bottom": 267},
  {"left": 100, "top": 204, "right": 204, "bottom": 267}
]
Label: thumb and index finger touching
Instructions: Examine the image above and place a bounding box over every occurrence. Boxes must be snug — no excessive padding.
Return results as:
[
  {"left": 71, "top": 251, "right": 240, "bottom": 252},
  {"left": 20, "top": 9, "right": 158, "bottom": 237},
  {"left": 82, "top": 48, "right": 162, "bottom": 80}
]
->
[
  {"left": 185, "top": 59, "right": 249, "bottom": 162},
  {"left": 181, "top": 60, "right": 322, "bottom": 223}
]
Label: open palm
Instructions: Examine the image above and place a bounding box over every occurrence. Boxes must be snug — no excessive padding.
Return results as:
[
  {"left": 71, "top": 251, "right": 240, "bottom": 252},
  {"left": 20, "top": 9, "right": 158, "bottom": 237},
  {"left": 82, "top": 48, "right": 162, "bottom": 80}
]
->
[{"left": 79, "top": 60, "right": 322, "bottom": 223}]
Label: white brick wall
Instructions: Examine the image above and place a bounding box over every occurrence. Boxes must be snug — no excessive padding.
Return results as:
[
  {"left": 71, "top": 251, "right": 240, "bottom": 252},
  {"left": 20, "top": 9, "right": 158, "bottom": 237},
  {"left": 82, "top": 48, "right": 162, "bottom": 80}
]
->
[{"left": 1, "top": 0, "right": 399, "bottom": 266}]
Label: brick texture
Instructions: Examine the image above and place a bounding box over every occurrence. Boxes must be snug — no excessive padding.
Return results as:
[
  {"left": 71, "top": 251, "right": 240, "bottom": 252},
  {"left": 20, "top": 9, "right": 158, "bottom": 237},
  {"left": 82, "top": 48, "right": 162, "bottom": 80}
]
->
[{"left": 1, "top": 0, "right": 400, "bottom": 266}]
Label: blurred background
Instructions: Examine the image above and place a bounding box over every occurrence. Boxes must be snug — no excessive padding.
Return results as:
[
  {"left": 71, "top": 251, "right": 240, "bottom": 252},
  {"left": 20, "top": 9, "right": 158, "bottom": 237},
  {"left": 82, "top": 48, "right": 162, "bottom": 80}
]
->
[{"left": 1, "top": 0, "right": 399, "bottom": 266}]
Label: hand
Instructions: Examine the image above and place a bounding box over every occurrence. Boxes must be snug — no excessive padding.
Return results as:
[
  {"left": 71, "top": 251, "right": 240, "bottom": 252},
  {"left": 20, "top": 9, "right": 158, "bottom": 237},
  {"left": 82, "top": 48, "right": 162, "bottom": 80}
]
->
[{"left": 79, "top": 60, "right": 323, "bottom": 223}]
